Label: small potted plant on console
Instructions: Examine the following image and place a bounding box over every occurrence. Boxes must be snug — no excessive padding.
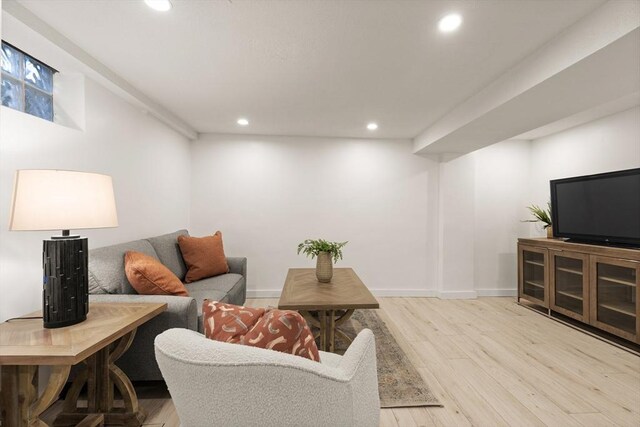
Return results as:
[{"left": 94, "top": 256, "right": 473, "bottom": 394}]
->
[{"left": 523, "top": 202, "right": 553, "bottom": 238}]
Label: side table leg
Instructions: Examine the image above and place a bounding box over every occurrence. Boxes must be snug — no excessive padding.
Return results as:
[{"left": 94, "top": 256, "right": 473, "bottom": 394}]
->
[
  {"left": 55, "top": 329, "right": 145, "bottom": 427},
  {"left": 0, "top": 364, "right": 70, "bottom": 427},
  {"left": 86, "top": 349, "right": 111, "bottom": 413},
  {"left": 30, "top": 366, "right": 72, "bottom": 427},
  {"left": 108, "top": 330, "right": 141, "bottom": 419},
  {"left": 1, "top": 365, "right": 35, "bottom": 426}
]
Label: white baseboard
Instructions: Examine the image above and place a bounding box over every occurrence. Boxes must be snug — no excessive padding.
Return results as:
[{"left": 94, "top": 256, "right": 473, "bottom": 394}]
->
[
  {"left": 246, "top": 290, "right": 282, "bottom": 298},
  {"left": 476, "top": 288, "right": 517, "bottom": 297},
  {"left": 247, "top": 289, "right": 514, "bottom": 299},
  {"left": 371, "top": 289, "right": 438, "bottom": 297},
  {"left": 437, "top": 290, "right": 478, "bottom": 299},
  {"left": 247, "top": 289, "right": 438, "bottom": 298}
]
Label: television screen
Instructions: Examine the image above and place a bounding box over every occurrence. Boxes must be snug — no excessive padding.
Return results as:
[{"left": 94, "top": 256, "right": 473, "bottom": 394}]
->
[{"left": 550, "top": 168, "right": 640, "bottom": 246}]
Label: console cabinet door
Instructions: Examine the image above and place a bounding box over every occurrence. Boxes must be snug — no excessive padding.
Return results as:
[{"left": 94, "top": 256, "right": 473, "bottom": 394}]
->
[
  {"left": 518, "top": 244, "right": 548, "bottom": 308},
  {"left": 589, "top": 256, "right": 640, "bottom": 343},
  {"left": 550, "top": 250, "right": 589, "bottom": 322}
]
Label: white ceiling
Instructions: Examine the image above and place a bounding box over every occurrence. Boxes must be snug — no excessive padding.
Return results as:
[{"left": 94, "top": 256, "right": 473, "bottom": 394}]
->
[{"left": 14, "top": 0, "right": 606, "bottom": 139}]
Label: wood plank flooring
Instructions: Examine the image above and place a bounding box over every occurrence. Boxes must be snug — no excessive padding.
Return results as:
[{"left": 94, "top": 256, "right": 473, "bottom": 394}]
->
[{"left": 43, "top": 297, "right": 640, "bottom": 426}]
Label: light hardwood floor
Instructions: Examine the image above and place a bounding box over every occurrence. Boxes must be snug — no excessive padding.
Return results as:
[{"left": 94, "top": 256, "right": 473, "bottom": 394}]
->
[{"left": 44, "top": 297, "right": 640, "bottom": 426}]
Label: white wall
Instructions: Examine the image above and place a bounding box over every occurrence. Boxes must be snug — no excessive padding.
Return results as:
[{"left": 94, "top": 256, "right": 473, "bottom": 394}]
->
[
  {"left": 0, "top": 17, "right": 191, "bottom": 322},
  {"left": 529, "top": 106, "right": 640, "bottom": 207},
  {"left": 1, "top": 6, "right": 637, "bottom": 317},
  {"left": 473, "top": 140, "right": 532, "bottom": 295},
  {"left": 433, "top": 140, "right": 531, "bottom": 298},
  {"left": 441, "top": 107, "right": 640, "bottom": 298},
  {"left": 434, "top": 107, "right": 639, "bottom": 297},
  {"left": 437, "top": 153, "right": 476, "bottom": 298},
  {"left": 191, "top": 107, "right": 639, "bottom": 299},
  {"left": 190, "top": 134, "right": 438, "bottom": 297}
]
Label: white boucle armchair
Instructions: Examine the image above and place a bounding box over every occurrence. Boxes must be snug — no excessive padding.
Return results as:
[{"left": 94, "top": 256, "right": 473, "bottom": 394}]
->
[{"left": 155, "top": 327, "right": 380, "bottom": 427}]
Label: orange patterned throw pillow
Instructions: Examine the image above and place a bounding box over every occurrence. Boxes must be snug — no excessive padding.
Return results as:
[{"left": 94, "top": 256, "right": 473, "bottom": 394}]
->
[
  {"left": 124, "top": 251, "right": 189, "bottom": 296},
  {"left": 202, "top": 301, "right": 320, "bottom": 362},
  {"left": 242, "top": 309, "right": 320, "bottom": 362},
  {"left": 202, "top": 300, "right": 265, "bottom": 343},
  {"left": 178, "top": 231, "right": 229, "bottom": 283}
]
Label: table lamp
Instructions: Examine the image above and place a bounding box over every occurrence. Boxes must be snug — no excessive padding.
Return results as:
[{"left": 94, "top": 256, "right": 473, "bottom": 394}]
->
[{"left": 8, "top": 170, "right": 118, "bottom": 328}]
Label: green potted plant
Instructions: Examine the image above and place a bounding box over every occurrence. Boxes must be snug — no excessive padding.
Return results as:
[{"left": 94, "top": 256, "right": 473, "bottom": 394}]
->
[
  {"left": 523, "top": 202, "right": 553, "bottom": 238},
  {"left": 297, "top": 239, "right": 348, "bottom": 283}
]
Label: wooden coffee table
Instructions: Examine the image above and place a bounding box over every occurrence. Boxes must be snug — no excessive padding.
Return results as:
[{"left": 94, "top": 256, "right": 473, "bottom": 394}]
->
[
  {"left": 278, "top": 268, "right": 379, "bottom": 352},
  {"left": 0, "top": 302, "right": 166, "bottom": 427}
]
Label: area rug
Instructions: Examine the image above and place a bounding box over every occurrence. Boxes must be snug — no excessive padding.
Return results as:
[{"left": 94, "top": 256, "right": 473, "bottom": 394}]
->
[{"left": 321, "top": 310, "right": 441, "bottom": 408}]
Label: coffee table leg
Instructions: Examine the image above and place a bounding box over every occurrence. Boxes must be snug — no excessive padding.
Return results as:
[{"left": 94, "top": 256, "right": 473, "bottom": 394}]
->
[
  {"left": 300, "top": 309, "right": 356, "bottom": 353},
  {"left": 55, "top": 329, "right": 145, "bottom": 427},
  {"left": 0, "top": 364, "right": 71, "bottom": 427},
  {"left": 333, "top": 309, "right": 355, "bottom": 347},
  {"left": 328, "top": 310, "right": 336, "bottom": 352},
  {"left": 319, "top": 311, "right": 327, "bottom": 351}
]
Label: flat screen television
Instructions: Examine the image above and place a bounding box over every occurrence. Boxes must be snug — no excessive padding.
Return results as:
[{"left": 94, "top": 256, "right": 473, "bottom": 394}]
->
[{"left": 550, "top": 168, "right": 640, "bottom": 247}]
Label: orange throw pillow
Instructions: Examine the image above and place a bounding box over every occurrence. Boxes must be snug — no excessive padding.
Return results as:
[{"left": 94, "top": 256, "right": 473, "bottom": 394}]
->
[
  {"left": 242, "top": 309, "right": 320, "bottom": 362},
  {"left": 202, "top": 302, "right": 320, "bottom": 362},
  {"left": 124, "top": 251, "right": 188, "bottom": 296},
  {"left": 178, "top": 231, "right": 229, "bottom": 283},
  {"left": 202, "top": 300, "right": 265, "bottom": 343}
]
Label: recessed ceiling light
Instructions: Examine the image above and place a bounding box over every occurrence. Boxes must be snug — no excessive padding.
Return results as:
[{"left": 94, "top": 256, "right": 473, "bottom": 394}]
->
[
  {"left": 367, "top": 122, "right": 378, "bottom": 131},
  {"left": 439, "top": 13, "right": 462, "bottom": 32},
  {"left": 237, "top": 118, "right": 249, "bottom": 126},
  {"left": 145, "top": 0, "right": 172, "bottom": 12}
]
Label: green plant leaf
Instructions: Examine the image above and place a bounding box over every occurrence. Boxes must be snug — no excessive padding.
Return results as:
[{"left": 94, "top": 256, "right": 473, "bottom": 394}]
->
[
  {"left": 522, "top": 201, "right": 552, "bottom": 227},
  {"left": 297, "top": 239, "right": 348, "bottom": 264}
]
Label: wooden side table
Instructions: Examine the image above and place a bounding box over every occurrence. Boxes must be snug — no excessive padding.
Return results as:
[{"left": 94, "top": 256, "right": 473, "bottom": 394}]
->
[
  {"left": 0, "top": 302, "right": 166, "bottom": 427},
  {"left": 278, "top": 268, "right": 379, "bottom": 352}
]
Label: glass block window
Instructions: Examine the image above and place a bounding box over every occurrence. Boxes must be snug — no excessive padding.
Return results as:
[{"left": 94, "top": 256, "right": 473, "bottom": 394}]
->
[{"left": 1, "top": 41, "right": 56, "bottom": 121}]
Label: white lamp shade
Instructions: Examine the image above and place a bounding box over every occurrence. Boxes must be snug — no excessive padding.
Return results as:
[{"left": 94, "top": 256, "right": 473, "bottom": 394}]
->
[{"left": 9, "top": 169, "right": 118, "bottom": 231}]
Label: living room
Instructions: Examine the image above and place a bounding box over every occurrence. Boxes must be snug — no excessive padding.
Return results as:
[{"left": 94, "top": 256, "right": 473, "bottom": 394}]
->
[{"left": 0, "top": 0, "right": 639, "bottom": 426}]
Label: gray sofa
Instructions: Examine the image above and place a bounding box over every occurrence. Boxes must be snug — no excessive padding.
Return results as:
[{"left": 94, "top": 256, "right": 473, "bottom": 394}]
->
[{"left": 87, "top": 229, "right": 246, "bottom": 381}]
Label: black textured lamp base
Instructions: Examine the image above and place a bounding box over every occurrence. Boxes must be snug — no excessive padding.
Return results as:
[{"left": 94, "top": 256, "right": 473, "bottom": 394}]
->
[{"left": 43, "top": 237, "right": 89, "bottom": 329}]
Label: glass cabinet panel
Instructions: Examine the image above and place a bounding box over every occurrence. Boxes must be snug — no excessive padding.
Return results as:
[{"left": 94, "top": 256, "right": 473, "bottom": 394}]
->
[
  {"left": 522, "top": 250, "right": 545, "bottom": 303},
  {"left": 553, "top": 256, "right": 585, "bottom": 316},
  {"left": 594, "top": 262, "right": 637, "bottom": 336}
]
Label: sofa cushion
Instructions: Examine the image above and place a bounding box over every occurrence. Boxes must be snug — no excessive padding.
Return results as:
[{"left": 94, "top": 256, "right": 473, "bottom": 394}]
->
[
  {"left": 223, "top": 277, "right": 246, "bottom": 306},
  {"left": 146, "top": 230, "right": 189, "bottom": 281},
  {"left": 89, "top": 239, "right": 158, "bottom": 294},
  {"left": 178, "top": 231, "right": 229, "bottom": 283},
  {"left": 186, "top": 273, "right": 243, "bottom": 295},
  {"left": 124, "top": 251, "right": 189, "bottom": 296}
]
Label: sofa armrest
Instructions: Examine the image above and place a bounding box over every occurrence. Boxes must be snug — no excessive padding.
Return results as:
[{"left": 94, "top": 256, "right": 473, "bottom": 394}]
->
[
  {"left": 89, "top": 294, "right": 198, "bottom": 331},
  {"left": 227, "top": 257, "right": 247, "bottom": 278}
]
